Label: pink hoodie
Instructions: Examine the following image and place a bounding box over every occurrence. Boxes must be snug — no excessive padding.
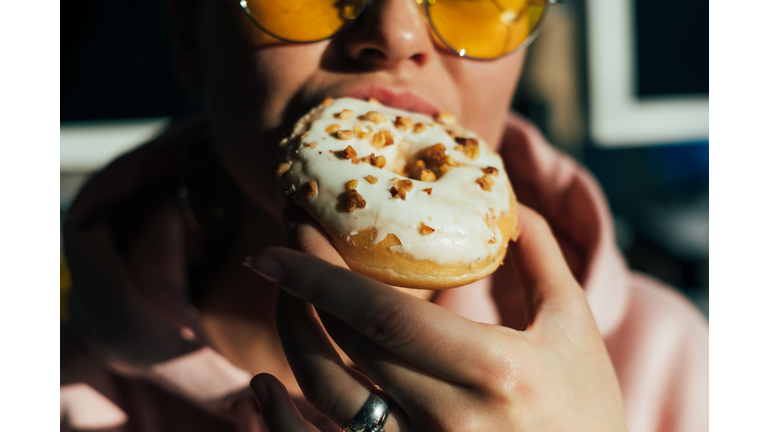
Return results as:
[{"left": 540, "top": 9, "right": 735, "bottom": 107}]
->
[{"left": 61, "top": 113, "right": 708, "bottom": 432}]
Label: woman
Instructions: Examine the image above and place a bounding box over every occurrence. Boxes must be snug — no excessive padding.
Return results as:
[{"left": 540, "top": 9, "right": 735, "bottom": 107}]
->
[{"left": 61, "top": 1, "right": 708, "bottom": 431}]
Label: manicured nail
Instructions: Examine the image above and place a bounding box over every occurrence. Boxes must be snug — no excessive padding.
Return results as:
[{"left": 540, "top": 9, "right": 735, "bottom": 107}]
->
[
  {"left": 253, "top": 255, "right": 283, "bottom": 283},
  {"left": 250, "top": 377, "right": 270, "bottom": 408}
]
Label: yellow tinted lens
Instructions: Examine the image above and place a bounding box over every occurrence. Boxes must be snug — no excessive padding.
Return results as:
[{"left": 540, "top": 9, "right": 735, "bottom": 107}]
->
[
  {"left": 245, "top": 0, "right": 366, "bottom": 43},
  {"left": 427, "top": 0, "right": 546, "bottom": 59}
]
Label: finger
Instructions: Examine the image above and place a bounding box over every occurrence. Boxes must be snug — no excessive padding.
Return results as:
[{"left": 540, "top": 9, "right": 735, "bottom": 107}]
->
[
  {"left": 276, "top": 292, "right": 407, "bottom": 432},
  {"left": 281, "top": 205, "right": 348, "bottom": 269},
  {"left": 507, "top": 205, "right": 590, "bottom": 326},
  {"left": 283, "top": 205, "right": 434, "bottom": 302},
  {"left": 315, "top": 308, "right": 457, "bottom": 409},
  {"left": 275, "top": 291, "right": 377, "bottom": 427},
  {"left": 250, "top": 373, "right": 320, "bottom": 432},
  {"left": 251, "top": 248, "right": 504, "bottom": 386}
]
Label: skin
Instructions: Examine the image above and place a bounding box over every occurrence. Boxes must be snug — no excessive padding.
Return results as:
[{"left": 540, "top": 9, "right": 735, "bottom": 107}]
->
[
  {"left": 166, "top": 0, "right": 628, "bottom": 430},
  {"left": 186, "top": 0, "right": 523, "bottom": 214},
  {"left": 251, "top": 206, "right": 628, "bottom": 431}
]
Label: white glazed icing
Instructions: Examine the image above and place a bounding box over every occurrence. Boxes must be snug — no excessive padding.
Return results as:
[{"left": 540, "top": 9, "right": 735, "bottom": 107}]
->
[{"left": 277, "top": 98, "right": 513, "bottom": 266}]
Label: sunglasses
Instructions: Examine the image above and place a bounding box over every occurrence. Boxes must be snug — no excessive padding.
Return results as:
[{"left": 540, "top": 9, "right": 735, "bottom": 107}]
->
[{"left": 237, "top": 0, "right": 563, "bottom": 60}]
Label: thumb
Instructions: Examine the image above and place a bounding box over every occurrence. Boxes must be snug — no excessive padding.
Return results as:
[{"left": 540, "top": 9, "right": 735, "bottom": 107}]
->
[
  {"left": 281, "top": 205, "right": 348, "bottom": 269},
  {"left": 506, "top": 205, "right": 587, "bottom": 327}
]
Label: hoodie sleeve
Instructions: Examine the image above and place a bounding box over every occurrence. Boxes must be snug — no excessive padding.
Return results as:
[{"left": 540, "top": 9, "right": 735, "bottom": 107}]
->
[{"left": 63, "top": 117, "right": 254, "bottom": 416}]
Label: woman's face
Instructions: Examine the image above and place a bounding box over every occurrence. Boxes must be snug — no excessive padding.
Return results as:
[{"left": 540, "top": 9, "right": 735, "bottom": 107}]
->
[{"left": 192, "top": 0, "right": 526, "bottom": 211}]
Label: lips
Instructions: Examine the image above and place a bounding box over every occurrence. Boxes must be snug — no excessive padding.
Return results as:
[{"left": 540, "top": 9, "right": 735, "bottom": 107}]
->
[{"left": 339, "top": 86, "right": 441, "bottom": 116}]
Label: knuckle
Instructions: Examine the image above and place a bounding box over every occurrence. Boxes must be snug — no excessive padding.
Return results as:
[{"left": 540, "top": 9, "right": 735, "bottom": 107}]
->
[
  {"left": 473, "top": 334, "right": 533, "bottom": 399},
  {"left": 304, "top": 369, "right": 344, "bottom": 417},
  {"left": 324, "top": 318, "right": 369, "bottom": 357},
  {"left": 359, "top": 300, "right": 415, "bottom": 347}
]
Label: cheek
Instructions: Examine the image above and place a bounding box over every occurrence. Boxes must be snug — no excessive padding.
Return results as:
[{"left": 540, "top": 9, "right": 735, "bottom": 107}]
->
[
  {"left": 198, "top": 0, "right": 325, "bottom": 135},
  {"left": 452, "top": 52, "right": 526, "bottom": 149},
  {"left": 197, "top": 0, "right": 326, "bottom": 210}
]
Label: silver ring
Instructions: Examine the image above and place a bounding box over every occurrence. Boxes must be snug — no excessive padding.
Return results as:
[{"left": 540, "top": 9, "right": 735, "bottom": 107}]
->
[{"left": 343, "top": 393, "right": 390, "bottom": 432}]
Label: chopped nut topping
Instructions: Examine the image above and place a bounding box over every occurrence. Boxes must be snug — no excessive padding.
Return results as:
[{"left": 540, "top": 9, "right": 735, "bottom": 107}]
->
[
  {"left": 276, "top": 162, "right": 291, "bottom": 178},
  {"left": 373, "top": 155, "right": 387, "bottom": 168},
  {"left": 342, "top": 145, "right": 358, "bottom": 159},
  {"left": 390, "top": 179, "right": 414, "bottom": 200},
  {"left": 354, "top": 125, "right": 373, "bottom": 139},
  {"left": 303, "top": 141, "right": 319, "bottom": 149},
  {"left": 476, "top": 175, "right": 494, "bottom": 192},
  {"left": 413, "top": 122, "right": 426, "bottom": 134},
  {"left": 423, "top": 188, "right": 433, "bottom": 195},
  {"left": 368, "top": 97, "right": 381, "bottom": 105},
  {"left": 434, "top": 112, "right": 456, "bottom": 124},
  {"left": 443, "top": 155, "right": 459, "bottom": 167},
  {"left": 346, "top": 190, "right": 366, "bottom": 212},
  {"left": 371, "top": 132, "right": 384, "bottom": 149},
  {"left": 439, "top": 164, "right": 453, "bottom": 173},
  {"left": 394, "top": 116, "right": 414, "bottom": 131},
  {"left": 336, "top": 130, "right": 354, "bottom": 140},
  {"left": 420, "top": 169, "right": 436, "bottom": 182},
  {"left": 351, "top": 157, "right": 360, "bottom": 164},
  {"left": 419, "top": 222, "right": 435, "bottom": 235},
  {"left": 336, "top": 109, "right": 354, "bottom": 120},
  {"left": 483, "top": 167, "right": 499, "bottom": 176},
  {"left": 455, "top": 137, "right": 478, "bottom": 147},
  {"left": 382, "top": 131, "right": 395, "bottom": 147},
  {"left": 363, "top": 111, "right": 387, "bottom": 125},
  {"left": 300, "top": 132, "right": 309, "bottom": 139},
  {"left": 425, "top": 143, "right": 447, "bottom": 162},
  {"left": 413, "top": 159, "right": 426, "bottom": 170},
  {"left": 345, "top": 179, "right": 359, "bottom": 191},
  {"left": 321, "top": 97, "right": 334, "bottom": 106},
  {"left": 325, "top": 124, "right": 341, "bottom": 134},
  {"left": 371, "top": 130, "right": 394, "bottom": 149},
  {"left": 396, "top": 179, "right": 414, "bottom": 191},
  {"left": 464, "top": 146, "right": 480, "bottom": 160},
  {"left": 360, "top": 153, "right": 386, "bottom": 168},
  {"left": 365, "top": 175, "right": 378, "bottom": 184},
  {"left": 301, "top": 181, "right": 318, "bottom": 198},
  {"left": 383, "top": 131, "right": 395, "bottom": 146}
]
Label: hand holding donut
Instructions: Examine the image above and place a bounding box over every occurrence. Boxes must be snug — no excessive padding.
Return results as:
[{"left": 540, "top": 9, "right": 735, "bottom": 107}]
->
[{"left": 248, "top": 205, "right": 628, "bottom": 432}]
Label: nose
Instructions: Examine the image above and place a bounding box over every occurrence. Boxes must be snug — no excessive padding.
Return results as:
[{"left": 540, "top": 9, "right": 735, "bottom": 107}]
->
[{"left": 336, "top": 0, "right": 434, "bottom": 70}]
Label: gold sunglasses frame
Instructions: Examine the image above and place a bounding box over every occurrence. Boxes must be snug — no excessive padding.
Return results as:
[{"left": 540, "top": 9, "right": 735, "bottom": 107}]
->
[{"left": 237, "top": 0, "right": 563, "bottom": 61}]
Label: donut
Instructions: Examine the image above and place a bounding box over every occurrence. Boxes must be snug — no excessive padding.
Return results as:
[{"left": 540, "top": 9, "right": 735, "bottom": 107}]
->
[{"left": 275, "top": 97, "right": 519, "bottom": 289}]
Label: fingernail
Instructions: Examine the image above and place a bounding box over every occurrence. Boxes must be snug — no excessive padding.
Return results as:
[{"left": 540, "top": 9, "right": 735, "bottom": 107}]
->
[
  {"left": 250, "top": 377, "right": 270, "bottom": 408},
  {"left": 281, "top": 205, "right": 303, "bottom": 237},
  {"left": 253, "top": 255, "right": 283, "bottom": 283}
]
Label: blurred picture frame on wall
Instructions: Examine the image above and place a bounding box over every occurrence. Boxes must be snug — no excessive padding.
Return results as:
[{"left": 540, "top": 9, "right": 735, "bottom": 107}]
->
[{"left": 585, "top": 0, "right": 708, "bottom": 147}]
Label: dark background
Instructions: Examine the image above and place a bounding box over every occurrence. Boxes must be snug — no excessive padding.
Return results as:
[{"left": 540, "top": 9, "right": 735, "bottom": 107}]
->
[
  {"left": 61, "top": 0, "right": 186, "bottom": 121},
  {"left": 635, "top": 0, "right": 709, "bottom": 97}
]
